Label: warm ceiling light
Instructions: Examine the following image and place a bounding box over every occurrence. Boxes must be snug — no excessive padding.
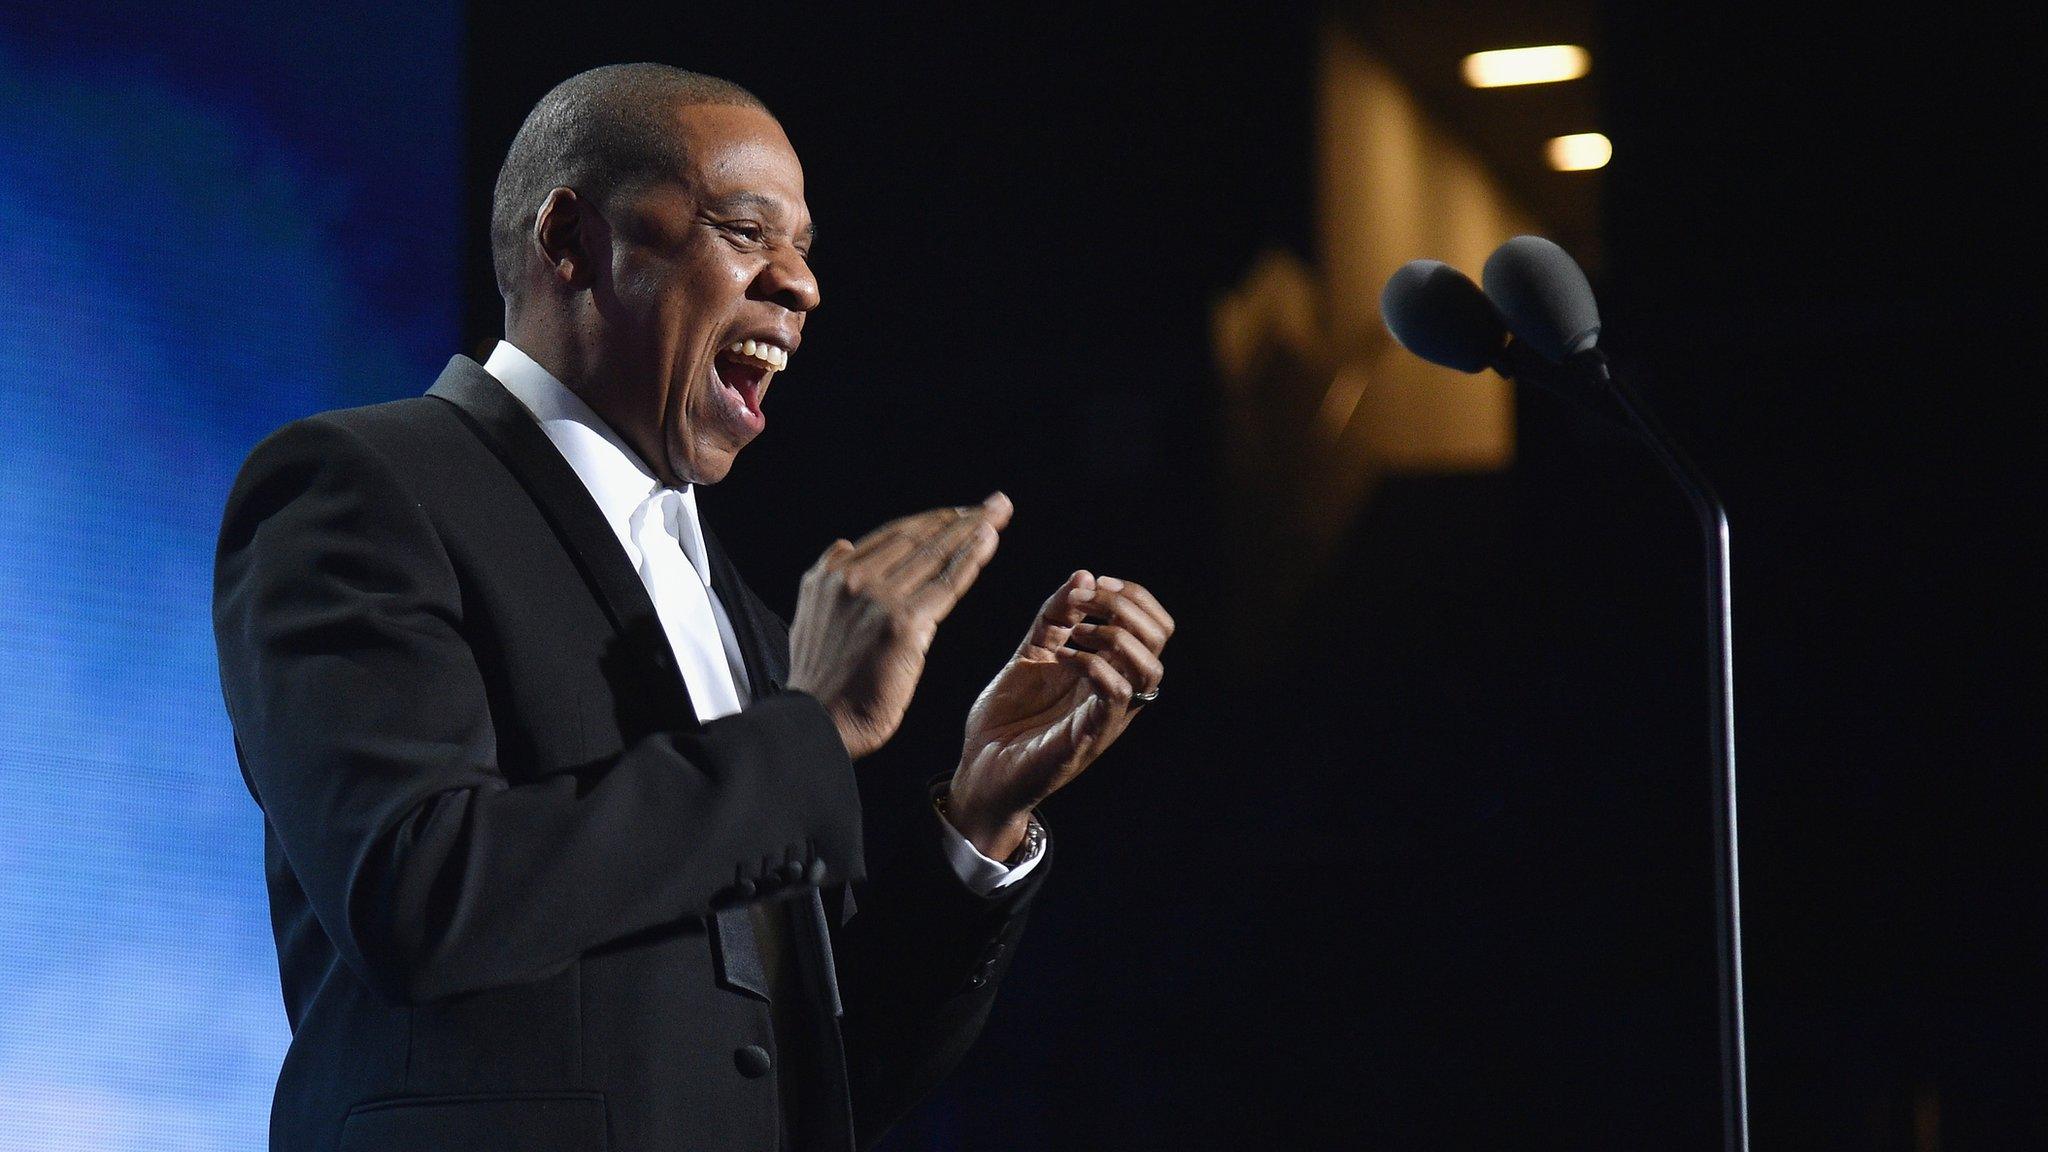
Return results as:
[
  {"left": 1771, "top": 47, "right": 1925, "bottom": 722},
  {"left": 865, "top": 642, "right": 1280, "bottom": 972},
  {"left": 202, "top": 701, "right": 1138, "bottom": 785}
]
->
[
  {"left": 1461, "top": 45, "right": 1591, "bottom": 88},
  {"left": 1547, "top": 132, "right": 1612, "bottom": 171}
]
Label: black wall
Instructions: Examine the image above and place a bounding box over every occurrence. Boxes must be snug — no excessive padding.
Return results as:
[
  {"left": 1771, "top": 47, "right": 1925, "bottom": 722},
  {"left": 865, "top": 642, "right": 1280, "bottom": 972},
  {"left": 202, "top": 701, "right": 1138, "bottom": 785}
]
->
[
  {"left": 1597, "top": 8, "right": 2043, "bottom": 1147},
  {"left": 465, "top": 5, "right": 2038, "bottom": 1147}
]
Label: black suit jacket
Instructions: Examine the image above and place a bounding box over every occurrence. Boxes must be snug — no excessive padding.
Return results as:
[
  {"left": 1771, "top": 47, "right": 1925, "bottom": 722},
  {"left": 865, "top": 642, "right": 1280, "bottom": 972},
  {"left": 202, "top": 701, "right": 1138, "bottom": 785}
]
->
[{"left": 213, "top": 356, "right": 1045, "bottom": 1152}]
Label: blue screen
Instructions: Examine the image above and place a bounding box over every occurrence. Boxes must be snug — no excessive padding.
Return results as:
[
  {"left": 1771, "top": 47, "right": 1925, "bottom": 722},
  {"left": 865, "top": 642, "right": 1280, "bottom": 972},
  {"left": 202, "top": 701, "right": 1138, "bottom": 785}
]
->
[{"left": 0, "top": 4, "right": 459, "bottom": 1146}]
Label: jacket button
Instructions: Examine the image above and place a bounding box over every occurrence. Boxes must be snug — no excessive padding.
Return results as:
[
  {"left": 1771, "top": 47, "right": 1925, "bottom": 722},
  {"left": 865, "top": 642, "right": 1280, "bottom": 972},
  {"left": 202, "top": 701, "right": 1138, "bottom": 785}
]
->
[
  {"left": 779, "top": 860, "right": 806, "bottom": 884},
  {"left": 734, "top": 1044, "right": 773, "bottom": 1079},
  {"left": 732, "top": 878, "right": 758, "bottom": 901},
  {"left": 806, "top": 858, "right": 828, "bottom": 885}
]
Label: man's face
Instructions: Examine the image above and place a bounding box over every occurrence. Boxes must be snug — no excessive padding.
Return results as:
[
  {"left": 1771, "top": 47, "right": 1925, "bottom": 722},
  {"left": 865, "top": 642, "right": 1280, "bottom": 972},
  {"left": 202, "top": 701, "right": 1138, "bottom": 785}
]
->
[{"left": 599, "top": 103, "right": 819, "bottom": 486}]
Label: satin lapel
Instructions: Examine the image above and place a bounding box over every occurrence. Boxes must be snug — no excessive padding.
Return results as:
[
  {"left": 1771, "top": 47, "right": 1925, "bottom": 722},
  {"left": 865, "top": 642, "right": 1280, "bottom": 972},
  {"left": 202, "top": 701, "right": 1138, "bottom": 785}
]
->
[
  {"left": 701, "top": 519, "right": 788, "bottom": 700},
  {"left": 423, "top": 356, "right": 693, "bottom": 713}
]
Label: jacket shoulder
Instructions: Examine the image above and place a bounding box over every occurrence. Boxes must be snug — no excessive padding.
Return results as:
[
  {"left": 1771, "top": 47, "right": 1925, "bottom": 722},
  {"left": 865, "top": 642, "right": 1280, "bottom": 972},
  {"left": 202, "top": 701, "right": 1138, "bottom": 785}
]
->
[
  {"left": 256, "top": 393, "right": 474, "bottom": 462},
  {"left": 228, "top": 393, "right": 488, "bottom": 497}
]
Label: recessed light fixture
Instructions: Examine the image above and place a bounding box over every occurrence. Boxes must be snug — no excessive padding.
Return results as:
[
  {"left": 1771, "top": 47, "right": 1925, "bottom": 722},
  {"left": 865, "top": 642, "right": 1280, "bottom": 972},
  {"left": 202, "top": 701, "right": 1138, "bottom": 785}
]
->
[
  {"left": 1461, "top": 45, "right": 1591, "bottom": 88},
  {"left": 1547, "top": 132, "right": 1612, "bottom": 171}
]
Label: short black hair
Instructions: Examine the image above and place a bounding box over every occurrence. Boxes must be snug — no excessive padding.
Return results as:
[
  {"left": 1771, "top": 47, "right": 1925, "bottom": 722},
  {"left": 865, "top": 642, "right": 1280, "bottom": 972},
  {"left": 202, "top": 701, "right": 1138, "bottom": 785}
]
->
[{"left": 490, "top": 63, "right": 769, "bottom": 299}]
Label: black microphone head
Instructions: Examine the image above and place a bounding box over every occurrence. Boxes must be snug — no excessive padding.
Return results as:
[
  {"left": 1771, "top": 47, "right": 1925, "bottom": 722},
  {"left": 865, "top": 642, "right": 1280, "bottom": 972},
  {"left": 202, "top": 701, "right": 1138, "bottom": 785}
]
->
[
  {"left": 1379, "top": 259, "right": 1507, "bottom": 373},
  {"left": 1481, "top": 235, "right": 1601, "bottom": 363}
]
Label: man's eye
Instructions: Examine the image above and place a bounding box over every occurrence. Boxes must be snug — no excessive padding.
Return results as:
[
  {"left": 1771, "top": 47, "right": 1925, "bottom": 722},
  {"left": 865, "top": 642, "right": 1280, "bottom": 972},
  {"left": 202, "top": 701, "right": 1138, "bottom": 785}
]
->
[{"left": 722, "top": 222, "right": 765, "bottom": 244}]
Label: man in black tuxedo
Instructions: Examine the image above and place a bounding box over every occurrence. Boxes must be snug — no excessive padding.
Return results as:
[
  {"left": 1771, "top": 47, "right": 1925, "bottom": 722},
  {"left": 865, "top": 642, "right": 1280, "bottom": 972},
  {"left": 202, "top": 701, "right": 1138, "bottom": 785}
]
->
[{"left": 212, "top": 64, "right": 1172, "bottom": 1152}]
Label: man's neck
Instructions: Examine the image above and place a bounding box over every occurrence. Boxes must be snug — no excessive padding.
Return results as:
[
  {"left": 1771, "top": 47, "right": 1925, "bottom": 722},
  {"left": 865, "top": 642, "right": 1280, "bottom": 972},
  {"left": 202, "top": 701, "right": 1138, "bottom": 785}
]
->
[{"left": 501, "top": 323, "right": 680, "bottom": 488}]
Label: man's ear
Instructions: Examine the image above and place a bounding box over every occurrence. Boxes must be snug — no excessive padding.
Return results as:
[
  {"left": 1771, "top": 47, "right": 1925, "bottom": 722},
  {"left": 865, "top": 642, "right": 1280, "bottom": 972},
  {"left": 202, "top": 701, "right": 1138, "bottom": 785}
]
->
[{"left": 533, "top": 186, "right": 599, "bottom": 291}]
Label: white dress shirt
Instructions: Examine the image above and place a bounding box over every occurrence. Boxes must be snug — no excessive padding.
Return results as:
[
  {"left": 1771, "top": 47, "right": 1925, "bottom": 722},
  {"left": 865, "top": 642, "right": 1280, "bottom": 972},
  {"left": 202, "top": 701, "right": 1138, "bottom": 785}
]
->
[{"left": 482, "top": 340, "right": 1042, "bottom": 893}]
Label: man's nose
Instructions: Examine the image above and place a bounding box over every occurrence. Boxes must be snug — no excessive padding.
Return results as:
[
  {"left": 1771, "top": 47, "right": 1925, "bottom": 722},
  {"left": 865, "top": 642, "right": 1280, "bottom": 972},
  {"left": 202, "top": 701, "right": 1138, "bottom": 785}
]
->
[{"left": 753, "top": 247, "right": 821, "bottom": 313}]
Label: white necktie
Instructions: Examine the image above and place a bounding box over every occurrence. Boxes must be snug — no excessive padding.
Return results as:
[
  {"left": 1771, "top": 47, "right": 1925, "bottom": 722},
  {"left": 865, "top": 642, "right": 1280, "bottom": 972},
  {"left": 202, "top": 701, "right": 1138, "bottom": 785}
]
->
[{"left": 630, "top": 487, "right": 745, "bottom": 723}]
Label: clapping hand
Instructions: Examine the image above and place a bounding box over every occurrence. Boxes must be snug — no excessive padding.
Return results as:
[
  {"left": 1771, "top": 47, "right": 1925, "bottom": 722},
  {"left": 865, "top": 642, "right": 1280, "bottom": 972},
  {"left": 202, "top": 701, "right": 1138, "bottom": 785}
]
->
[
  {"left": 945, "top": 570, "right": 1174, "bottom": 859},
  {"left": 787, "top": 493, "right": 1011, "bottom": 760}
]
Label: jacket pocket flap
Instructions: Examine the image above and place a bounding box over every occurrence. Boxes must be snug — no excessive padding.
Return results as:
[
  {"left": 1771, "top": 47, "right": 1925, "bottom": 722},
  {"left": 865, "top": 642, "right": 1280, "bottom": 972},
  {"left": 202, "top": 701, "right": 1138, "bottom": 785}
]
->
[{"left": 340, "top": 1092, "right": 607, "bottom": 1151}]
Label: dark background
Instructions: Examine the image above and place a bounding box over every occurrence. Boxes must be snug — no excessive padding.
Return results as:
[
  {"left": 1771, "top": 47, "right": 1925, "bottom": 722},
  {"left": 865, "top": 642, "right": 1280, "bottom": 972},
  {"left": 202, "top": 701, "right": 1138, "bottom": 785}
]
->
[{"left": 464, "top": 4, "right": 2040, "bottom": 1148}]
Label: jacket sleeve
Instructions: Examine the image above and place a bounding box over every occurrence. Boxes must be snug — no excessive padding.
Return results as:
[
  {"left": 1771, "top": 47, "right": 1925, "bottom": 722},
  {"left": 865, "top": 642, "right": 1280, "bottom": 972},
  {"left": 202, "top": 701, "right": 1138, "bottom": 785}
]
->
[
  {"left": 212, "top": 414, "right": 863, "bottom": 1007},
  {"left": 833, "top": 781, "right": 1051, "bottom": 1148}
]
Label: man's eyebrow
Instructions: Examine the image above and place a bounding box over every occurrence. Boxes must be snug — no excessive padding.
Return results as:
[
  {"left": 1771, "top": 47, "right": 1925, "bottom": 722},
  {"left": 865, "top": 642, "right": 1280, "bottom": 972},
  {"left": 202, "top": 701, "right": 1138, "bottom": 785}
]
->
[{"left": 704, "top": 191, "right": 817, "bottom": 247}]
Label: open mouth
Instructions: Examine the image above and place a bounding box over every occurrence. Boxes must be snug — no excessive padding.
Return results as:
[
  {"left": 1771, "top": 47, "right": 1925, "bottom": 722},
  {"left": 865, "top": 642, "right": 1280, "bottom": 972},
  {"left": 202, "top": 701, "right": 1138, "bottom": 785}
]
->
[{"left": 711, "top": 339, "right": 787, "bottom": 431}]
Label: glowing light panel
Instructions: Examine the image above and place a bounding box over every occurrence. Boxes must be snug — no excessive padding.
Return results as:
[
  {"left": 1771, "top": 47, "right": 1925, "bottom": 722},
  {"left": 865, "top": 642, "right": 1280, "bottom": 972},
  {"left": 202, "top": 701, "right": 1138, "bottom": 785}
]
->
[
  {"left": 1546, "top": 132, "right": 1613, "bottom": 171},
  {"left": 1461, "top": 45, "right": 1591, "bottom": 88}
]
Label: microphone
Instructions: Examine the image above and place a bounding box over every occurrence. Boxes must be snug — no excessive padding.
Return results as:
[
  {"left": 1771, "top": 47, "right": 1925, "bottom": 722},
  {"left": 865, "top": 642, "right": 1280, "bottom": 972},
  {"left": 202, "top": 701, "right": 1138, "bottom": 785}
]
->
[
  {"left": 1378, "top": 259, "right": 1506, "bottom": 373},
  {"left": 1378, "top": 256, "right": 1584, "bottom": 394},
  {"left": 1481, "top": 234, "right": 1603, "bottom": 365}
]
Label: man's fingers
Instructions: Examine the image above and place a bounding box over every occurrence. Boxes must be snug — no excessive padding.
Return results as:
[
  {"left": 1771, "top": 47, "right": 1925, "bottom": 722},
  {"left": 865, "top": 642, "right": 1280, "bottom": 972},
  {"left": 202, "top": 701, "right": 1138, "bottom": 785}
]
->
[
  {"left": 979, "top": 490, "right": 1014, "bottom": 531},
  {"left": 1071, "top": 578, "right": 1174, "bottom": 654},
  {"left": 841, "top": 492, "right": 1011, "bottom": 574},
  {"left": 910, "top": 513, "right": 1002, "bottom": 617},
  {"left": 1051, "top": 646, "right": 1134, "bottom": 706},
  {"left": 815, "top": 538, "right": 857, "bottom": 574},
  {"left": 844, "top": 497, "right": 979, "bottom": 559},
  {"left": 1019, "top": 571, "right": 1096, "bottom": 657},
  {"left": 1063, "top": 621, "right": 1164, "bottom": 694},
  {"left": 1079, "top": 595, "right": 1167, "bottom": 654},
  {"left": 842, "top": 506, "right": 957, "bottom": 568},
  {"left": 883, "top": 502, "right": 989, "bottom": 582},
  {"left": 1101, "top": 577, "right": 1174, "bottom": 638},
  {"left": 880, "top": 491, "right": 1008, "bottom": 592}
]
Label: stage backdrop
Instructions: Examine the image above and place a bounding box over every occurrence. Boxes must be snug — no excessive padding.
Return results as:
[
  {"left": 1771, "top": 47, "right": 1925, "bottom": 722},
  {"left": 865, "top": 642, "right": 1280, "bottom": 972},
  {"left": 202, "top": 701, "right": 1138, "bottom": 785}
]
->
[{"left": 0, "top": 4, "right": 459, "bottom": 1148}]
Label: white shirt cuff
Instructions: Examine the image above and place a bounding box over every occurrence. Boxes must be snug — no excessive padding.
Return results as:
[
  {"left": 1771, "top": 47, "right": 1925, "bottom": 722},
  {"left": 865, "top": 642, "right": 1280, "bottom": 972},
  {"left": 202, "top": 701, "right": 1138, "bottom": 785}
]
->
[{"left": 935, "top": 808, "right": 1047, "bottom": 896}]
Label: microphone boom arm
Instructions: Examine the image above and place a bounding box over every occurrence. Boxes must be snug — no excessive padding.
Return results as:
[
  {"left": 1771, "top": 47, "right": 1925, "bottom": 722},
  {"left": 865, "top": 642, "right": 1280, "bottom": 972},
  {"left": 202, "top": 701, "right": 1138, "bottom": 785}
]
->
[
  {"left": 1582, "top": 356, "right": 1751, "bottom": 1152},
  {"left": 1492, "top": 345, "right": 1750, "bottom": 1152}
]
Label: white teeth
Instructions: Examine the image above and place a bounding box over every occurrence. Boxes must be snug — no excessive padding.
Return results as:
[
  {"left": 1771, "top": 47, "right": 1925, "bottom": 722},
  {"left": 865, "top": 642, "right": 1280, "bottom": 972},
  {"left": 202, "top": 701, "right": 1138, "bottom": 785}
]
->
[{"left": 725, "top": 339, "right": 789, "bottom": 372}]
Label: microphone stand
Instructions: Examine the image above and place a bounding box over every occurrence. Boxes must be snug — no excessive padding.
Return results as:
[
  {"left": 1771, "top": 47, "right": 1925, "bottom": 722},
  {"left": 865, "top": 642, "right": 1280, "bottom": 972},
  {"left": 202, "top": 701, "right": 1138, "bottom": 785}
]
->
[{"left": 1502, "top": 345, "right": 1750, "bottom": 1152}]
